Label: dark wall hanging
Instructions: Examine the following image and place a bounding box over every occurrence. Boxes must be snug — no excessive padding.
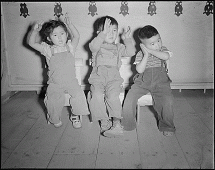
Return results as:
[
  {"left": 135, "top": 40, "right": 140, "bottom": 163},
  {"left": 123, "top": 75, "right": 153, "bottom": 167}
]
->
[
  {"left": 20, "top": 3, "right": 30, "bottom": 18},
  {"left": 148, "top": 1, "right": 156, "bottom": 16},
  {"left": 88, "top": 1, "right": 98, "bottom": 17},
  {"left": 203, "top": 1, "right": 213, "bottom": 16},
  {"left": 175, "top": 1, "right": 183, "bottom": 16},
  {"left": 54, "top": 2, "right": 63, "bottom": 18},
  {"left": 119, "top": 1, "right": 129, "bottom": 16}
]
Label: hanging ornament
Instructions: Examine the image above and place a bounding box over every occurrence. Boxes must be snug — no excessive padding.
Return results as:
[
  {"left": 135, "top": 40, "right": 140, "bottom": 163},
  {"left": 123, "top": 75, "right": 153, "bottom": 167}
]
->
[
  {"left": 20, "top": 3, "right": 30, "bottom": 18},
  {"left": 175, "top": 1, "right": 183, "bottom": 16},
  {"left": 203, "top": 1, "right": 213, "bottom": 16},
  {"left": 88, "top": 1, "right": 98, "bottom": 17},
  {"left": 119, "top": 1, "right": 129, "bottom": 16},
  {"left": 148, "top": 1, "right": 156, "bottom": 16},
  {"left": 54, "top": 2, "right": 63, "bottom": 19}
]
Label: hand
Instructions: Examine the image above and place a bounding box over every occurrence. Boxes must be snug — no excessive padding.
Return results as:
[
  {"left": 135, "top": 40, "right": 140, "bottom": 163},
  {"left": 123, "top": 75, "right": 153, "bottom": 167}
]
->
[
  {"left": 140, "top": 43, "right": 150, "bottom": 56},
  {"left": 64, "top": 12, "right": 72, "bottom": 25},
  {"left": 33, "top": 20, "right": 44, "bottom": 32},
  {"left": 121, "top": 26, "right": 131, "bottom": 40},
  {"left": 103, "top": 18, "right": 111, "bottom": 34}
]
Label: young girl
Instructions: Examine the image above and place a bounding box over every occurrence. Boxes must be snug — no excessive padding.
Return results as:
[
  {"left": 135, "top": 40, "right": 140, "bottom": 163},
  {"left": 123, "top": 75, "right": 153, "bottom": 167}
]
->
[{"left": 28, "top": 14, "right": 90, "bottom": 128}]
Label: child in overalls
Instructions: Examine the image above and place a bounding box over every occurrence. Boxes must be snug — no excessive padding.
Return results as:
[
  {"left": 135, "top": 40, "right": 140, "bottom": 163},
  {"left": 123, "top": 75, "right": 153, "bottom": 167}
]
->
[
  {"left": 88, "top": 16, "right": 135, "bottom": 137},
  {"left": 28, "top": 14, "right": 90, "bottom": 128},
  {"left": 121, "top": 25, "right": 176, "bottom": 136}
]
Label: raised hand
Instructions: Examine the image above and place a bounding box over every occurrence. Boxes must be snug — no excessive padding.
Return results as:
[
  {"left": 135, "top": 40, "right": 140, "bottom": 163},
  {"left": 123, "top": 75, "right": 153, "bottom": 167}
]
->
[
  {"left": 33, "top": 20, "right": 44, "bottom": 32},
  {"left": 64, "top": 12, "right": 71, "bottom": 25},
  {"left": 103, "top": 18, "right": 111, "bottom": 34},
  {"left": 140, "top": 43, "right": 150, "bottom": 56},
  {"left": 121, "top": 26, "right": 131, "bottom": 40}
]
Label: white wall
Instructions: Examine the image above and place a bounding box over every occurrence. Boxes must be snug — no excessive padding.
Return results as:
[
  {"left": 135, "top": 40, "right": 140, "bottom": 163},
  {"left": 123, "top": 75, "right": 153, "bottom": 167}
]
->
[{"left": 1, "top": 1, "right": 214, "bottom": 93}]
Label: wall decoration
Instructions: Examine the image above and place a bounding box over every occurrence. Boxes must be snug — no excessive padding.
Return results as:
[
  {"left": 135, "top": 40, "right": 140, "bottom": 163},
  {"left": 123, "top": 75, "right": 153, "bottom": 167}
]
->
[
  {"left": 119, "top": 1, "right": 129, "bottom": 16},
  {"left": 20, "top": 3, "right": 30, "bottom": 18},
  {"left": 88, "top": 1, "right": 98, "bottom": 17},
  {"left": 175, "top": 1, "right": 183, "bottom": 16},
  {"left": 148, "top": 1, "right": 156, "bottom": 16},
  {"left": 203, "top": 1, "right": 213, "bottom": 16},
  {"left": 54, "top": 2, "right": 63, "bottom": 18}
]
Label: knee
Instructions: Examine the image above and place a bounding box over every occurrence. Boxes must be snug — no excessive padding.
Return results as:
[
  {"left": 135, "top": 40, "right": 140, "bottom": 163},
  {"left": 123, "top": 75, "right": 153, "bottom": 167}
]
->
[
  {"left": 163, "top": 95, "right": 173, "bottom": 106},
  {"left": 92, "top": 91, "right": 104, "bottom": 100}
]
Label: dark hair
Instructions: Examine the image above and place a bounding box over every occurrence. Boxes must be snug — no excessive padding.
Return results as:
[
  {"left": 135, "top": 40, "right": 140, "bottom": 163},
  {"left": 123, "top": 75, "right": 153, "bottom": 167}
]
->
[
  {"left": 39, "top": 19, "right": 69, "bottom": 45},
  {"left": 138, "top": 25, "right": 159, "bottom": 40},
  {"left": 97, "top": 15, "right": 118, "bottom": 32}
]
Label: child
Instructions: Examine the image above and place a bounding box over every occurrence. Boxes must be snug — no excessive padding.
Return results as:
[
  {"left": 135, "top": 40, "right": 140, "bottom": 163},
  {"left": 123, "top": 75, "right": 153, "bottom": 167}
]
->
[
  {"left": 121, "top": 25, "right": 176, "bottom": 136},
  {"left": 28, "top": 13, "right": 90, "bottom": 128},
  {"left": 87, "top": 16, "right": 135, "bottom": 137}
]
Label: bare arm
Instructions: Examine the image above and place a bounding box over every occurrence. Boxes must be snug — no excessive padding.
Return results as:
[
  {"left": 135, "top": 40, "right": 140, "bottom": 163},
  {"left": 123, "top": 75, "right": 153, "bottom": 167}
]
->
[
  {"left": 64, "top": 13, "right": 80, "bottom": 50},
  {"left": 28, "top": 21, "right": 44, "bottom": 53},
  {"left": 121, "top": 26, "right": 136, "bottom": 57}
]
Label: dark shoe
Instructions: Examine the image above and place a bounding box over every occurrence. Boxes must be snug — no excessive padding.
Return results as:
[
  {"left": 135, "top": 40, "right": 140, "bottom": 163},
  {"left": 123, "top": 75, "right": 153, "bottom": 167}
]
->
[
  {"left": 100, "top": 119, "right": 112, "bottom": 132},
  {"left": 103, "top": 121, "right": 123, "bottom": 138}
]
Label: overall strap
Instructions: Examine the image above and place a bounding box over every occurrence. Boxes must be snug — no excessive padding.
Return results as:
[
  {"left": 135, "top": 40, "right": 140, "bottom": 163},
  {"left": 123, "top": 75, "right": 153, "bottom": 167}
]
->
[
  {"left": 50, "top": 47, "right": 54, "bottom": 56},
  {"left": 65, "top": 44, "right": 70, "bottom": 52},
  {"left": 161, "top": 60, "right": 168, "bottom": 73},
  {"left": 116, "top": 43, "right": 121, "bottom": 69}
]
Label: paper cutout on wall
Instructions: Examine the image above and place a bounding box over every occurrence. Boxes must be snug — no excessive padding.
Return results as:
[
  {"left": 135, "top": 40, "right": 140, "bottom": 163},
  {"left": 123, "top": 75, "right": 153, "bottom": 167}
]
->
[
  {"left": 148, "top": 1, "right": 156, "bottom": 16},
  {"left": 203, "top": 1, "right": 213, "bottom": 16},
  {"left": 88, "top": 1, "right": 98, "bottom": 17},
  {"left": 20, "top": 3, "right": 30, "bottom": 18},
  {"left": 119, "top": 1, "right": 129, "bottom": 16},
  {"left": 54, "top": 2, "right": 63, "bottom": 18},
  {"left": 175, "top": 1, "right": 183, "bottom": 16}
]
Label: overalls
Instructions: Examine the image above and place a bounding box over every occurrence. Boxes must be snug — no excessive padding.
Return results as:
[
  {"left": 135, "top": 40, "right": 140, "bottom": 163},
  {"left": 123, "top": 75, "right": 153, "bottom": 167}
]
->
[
  {"left": 88, "top": 44, "right": 124, "bottom": 121},
  {"left": 121, "top": 60, "right": 176, "bottom": 132},
  {"left": 44, "top": 45, "right": 90, "bottom": 124}
]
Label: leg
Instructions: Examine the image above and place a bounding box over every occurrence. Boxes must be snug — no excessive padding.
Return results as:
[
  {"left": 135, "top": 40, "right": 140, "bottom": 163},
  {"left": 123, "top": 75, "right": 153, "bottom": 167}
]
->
[
  {"left": 105, "top": 81, "right": 123, "bottom": 119},
  {"left": 69, "top": 86, "right": 90, "bottom": 116},
  {"left": 44, "top": 84, "right": 65, "bottom": 125},
  {"left": 121, "top": 83, "right": 149, "bottom": 131},
  {"left": 151, "top": 70, "right": 176, "bottom": 133},
  {"left": 102, "top": 81, "right": 124, "bottom": 137},
  {"left": 88, "top": 84, "right": 108, "bottom": 120},
  {"left": 152, "top": 92, "right": 176, "bottom": 133}
]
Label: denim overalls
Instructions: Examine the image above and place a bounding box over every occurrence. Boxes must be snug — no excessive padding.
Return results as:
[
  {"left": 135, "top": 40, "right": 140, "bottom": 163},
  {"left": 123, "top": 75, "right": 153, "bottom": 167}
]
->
[
  {"left": 88, "top": 44, "right": 124, "bottom": 121},
  {"left": 44, "top": 45, "right": 90, "bottom": 124},
  {"left": 121, "top": 60, "right": 176, "bottom": 132}
]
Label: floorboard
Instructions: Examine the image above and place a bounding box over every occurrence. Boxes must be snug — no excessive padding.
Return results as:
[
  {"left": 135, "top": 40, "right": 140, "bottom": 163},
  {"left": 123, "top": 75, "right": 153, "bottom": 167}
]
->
[{"left": 1, "top": 90, "right": 214, "bottom": 169}]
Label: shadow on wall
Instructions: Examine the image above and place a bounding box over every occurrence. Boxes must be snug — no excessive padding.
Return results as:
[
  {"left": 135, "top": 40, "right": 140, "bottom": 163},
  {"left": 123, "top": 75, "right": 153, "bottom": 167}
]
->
[{"left": 82, "top": 18, "right": 98, "bottom": 88}]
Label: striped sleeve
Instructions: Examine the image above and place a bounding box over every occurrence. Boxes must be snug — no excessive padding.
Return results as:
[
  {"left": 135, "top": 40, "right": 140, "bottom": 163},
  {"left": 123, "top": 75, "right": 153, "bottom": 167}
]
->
[
  {"left": 161, "top": 46, "right": 173, "bottom": 58},
  {"left": 40, "top": 42, "right": 52, "bottom": 60}
]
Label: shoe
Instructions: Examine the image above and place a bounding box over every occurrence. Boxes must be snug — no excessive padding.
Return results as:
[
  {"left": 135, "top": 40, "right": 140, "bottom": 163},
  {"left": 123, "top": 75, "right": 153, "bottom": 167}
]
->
[
  {"left": 47, "top": 114, "right": 63, "bottom": 128},
  {"left": 71, "top": 116, "right": 82, "bottom": 129},
  {"left": 100, "top": 119, "right": 112, "bottom": 132},
  {"left": 103, "top": 121, "right": 124, "bottom": 138},
  {"left": 53, "top": 121, "right": 63, "bottom": 128},
  {"left": 163, "top": 131, "right": 174, "bottom": 136}
]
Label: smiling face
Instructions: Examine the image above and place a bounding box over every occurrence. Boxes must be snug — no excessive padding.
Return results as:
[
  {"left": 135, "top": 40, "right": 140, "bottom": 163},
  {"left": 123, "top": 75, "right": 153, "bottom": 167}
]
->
[
  {"left": 104, "top": 24, "right": 118, "bottom": 44},
  {"left": 140, "top": 34, "right": 162, "bottom": 51},
  {"left": 48, "top": 26, "right": 68, "bottom": 47}
]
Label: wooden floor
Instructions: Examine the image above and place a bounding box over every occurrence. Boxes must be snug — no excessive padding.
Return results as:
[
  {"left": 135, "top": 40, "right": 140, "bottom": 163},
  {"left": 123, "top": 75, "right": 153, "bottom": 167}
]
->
[{"left": 1, "top": 89, "right": 214, "bottom": 169}]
